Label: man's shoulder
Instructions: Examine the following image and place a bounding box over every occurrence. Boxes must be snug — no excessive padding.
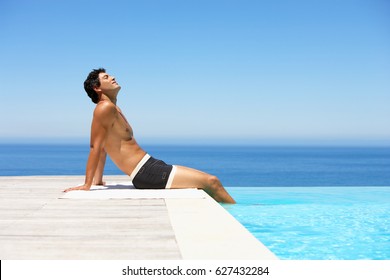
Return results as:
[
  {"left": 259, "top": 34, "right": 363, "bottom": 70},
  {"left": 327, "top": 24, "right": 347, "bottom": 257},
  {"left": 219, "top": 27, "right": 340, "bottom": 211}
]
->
[{"left": 93, "top": 101, "right": 117, "bottom": 119}]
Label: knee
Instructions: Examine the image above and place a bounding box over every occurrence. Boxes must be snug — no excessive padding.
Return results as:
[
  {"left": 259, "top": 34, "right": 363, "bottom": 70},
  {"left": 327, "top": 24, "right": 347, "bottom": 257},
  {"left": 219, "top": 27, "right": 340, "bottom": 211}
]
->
[{"left": 207, "top": 175, "right": 221, "bottom": 189}]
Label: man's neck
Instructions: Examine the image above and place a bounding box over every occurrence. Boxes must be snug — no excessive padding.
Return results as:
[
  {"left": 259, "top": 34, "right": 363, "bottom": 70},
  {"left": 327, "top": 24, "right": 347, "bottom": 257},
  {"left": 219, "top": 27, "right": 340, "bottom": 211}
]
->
[{"left": 100, "top": 94, "right": 117, "bottom": 105}]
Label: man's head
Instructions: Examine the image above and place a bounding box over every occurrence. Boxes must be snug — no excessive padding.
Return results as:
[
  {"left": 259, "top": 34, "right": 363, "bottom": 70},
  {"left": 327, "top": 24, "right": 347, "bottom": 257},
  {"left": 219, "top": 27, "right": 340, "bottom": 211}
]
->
[
  {"left": 84, "top": 68, "right": 106, "bottom": 104},
  {"left": 84, "top": 68, "right": 121, "bottom": 103}
]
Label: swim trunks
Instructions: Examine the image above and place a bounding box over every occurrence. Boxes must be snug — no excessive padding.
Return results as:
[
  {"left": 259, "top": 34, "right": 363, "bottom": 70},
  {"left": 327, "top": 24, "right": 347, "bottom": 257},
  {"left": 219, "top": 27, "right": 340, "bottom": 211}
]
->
[{"left": 130, "top": 154, "right": 177, "bottom": 189}]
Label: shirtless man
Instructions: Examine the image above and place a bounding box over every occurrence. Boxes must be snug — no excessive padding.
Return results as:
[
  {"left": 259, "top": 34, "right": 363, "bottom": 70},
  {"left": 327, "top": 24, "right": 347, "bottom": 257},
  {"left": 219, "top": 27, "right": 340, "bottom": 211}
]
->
[{"left": 64, "top": 68, "right": 235, "bottom": 204}]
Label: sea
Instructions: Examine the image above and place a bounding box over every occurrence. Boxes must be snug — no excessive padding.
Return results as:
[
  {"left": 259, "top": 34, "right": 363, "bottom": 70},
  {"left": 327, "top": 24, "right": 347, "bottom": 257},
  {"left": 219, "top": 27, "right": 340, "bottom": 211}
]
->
[
  {"left": 1, "top": 144, "right": 390, "bottom": 259},
  {"left": 1, "top": 144, "right": 390, "bottom": 186}
]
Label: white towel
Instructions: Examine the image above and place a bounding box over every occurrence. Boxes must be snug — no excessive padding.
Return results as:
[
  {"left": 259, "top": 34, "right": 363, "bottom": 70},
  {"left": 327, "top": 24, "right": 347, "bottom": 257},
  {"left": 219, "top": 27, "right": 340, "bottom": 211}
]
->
[{"left": 60, "top": 184, "right": 206, "bottom": 200}]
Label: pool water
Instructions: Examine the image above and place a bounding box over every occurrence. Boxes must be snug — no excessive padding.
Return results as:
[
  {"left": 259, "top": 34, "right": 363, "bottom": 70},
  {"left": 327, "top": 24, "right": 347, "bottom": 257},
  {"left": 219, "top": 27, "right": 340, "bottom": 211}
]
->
[{"left": 224, "top": 187, "right": 390, "bottom": 260}]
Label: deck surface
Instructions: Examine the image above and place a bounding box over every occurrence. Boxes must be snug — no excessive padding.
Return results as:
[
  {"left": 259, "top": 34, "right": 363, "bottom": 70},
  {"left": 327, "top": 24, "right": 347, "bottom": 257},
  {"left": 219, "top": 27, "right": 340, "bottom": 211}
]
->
[{"left": 0, "top": 176, "right": 277, "bottom": 260}]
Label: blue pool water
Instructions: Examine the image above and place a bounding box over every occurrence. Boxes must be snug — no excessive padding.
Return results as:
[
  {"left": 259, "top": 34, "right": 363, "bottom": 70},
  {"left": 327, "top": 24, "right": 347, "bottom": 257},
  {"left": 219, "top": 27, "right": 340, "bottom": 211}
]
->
[
  {"left": 1, "top": 144, "right": 390, "bottom": 259},
  {"left": 224, "top": 186, "right": 390, "bottom": 260}
]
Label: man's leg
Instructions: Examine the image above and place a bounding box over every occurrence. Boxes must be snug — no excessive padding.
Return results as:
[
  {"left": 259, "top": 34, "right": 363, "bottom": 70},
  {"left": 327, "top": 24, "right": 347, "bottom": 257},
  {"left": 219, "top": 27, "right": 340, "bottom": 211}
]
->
[{"left": 170, "top": 166, "right": 236, "bottom": 204}]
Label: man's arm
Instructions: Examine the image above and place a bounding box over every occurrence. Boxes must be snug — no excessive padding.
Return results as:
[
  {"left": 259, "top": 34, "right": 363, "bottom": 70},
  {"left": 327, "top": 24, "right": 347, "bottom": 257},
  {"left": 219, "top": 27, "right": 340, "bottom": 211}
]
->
[
  {"left": 64, "top": 103, "right": 116, "bottom": 192},
  {"left": 93, "top": 148, "right": 107, "bottom": 185}
]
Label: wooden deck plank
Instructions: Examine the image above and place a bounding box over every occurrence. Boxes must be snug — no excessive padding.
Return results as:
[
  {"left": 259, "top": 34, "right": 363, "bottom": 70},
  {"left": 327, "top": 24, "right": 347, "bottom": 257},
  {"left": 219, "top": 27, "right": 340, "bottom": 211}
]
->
[{"left": 0, "top": 176, "right": 277, "bottom": 260}]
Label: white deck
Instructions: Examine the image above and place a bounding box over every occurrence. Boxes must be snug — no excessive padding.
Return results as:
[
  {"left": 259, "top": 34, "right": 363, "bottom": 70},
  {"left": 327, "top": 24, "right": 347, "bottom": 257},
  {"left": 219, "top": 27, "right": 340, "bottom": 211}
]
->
[{"left": 0, "top": 176, "right": 277, "bottom": 260}]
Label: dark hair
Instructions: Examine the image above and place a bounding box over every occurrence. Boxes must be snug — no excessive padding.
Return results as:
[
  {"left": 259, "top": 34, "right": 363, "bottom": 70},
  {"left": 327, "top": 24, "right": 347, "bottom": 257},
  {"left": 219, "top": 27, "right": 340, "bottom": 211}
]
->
[{"left": 84, "top": 68, "right": 106, "bottom": 104}]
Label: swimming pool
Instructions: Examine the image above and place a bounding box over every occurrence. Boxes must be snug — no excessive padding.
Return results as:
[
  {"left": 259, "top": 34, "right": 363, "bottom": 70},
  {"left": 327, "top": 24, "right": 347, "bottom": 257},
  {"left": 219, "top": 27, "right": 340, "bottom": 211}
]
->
[{"left": 224, "top": 187, "right": 390, "bottom": 260}]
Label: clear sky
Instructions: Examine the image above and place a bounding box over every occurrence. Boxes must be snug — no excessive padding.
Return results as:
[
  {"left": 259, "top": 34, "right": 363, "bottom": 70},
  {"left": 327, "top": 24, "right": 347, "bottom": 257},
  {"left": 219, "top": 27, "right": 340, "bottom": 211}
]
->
[{"left": 1, "top": 0, "right": 389, "bottom": 145}]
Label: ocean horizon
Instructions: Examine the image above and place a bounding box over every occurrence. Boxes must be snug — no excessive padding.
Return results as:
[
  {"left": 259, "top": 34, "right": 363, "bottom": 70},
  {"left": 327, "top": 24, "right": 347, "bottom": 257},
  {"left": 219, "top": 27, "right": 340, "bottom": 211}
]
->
[{"left": 1, "top": 143, "right": 389, "bottom": 187}]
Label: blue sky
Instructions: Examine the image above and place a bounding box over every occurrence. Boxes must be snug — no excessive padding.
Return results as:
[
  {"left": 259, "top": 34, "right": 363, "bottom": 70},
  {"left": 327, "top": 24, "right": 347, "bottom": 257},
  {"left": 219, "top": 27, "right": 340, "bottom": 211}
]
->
[{"left": 1, "top": 0, "right": 389, "bottom": 145}]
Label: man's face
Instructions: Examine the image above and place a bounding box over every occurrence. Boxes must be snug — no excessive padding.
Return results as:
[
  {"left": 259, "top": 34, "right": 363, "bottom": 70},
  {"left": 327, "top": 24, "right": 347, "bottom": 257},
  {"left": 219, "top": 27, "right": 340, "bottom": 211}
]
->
[{"left": 95, "top": 72, "right": 121, "bottom": 93}]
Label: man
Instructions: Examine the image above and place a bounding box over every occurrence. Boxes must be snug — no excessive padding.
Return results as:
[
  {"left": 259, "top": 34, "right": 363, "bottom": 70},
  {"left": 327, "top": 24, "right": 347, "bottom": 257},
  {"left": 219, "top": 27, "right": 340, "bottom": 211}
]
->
[{"left": 64, "top": 68, "right": 235, "bottom": 204}]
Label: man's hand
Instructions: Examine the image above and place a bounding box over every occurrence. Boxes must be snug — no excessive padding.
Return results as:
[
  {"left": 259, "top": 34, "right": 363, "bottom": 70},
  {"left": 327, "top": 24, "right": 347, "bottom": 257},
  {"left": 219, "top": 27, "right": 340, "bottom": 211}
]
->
[{"left": 63, "top": 185, "right": 91, "bottom": 193}]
